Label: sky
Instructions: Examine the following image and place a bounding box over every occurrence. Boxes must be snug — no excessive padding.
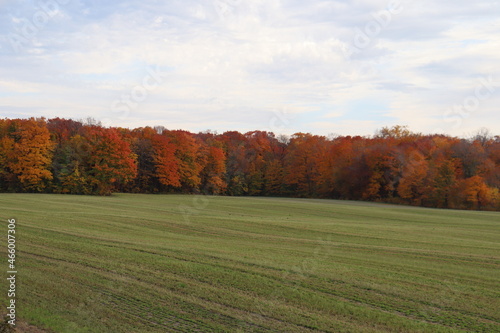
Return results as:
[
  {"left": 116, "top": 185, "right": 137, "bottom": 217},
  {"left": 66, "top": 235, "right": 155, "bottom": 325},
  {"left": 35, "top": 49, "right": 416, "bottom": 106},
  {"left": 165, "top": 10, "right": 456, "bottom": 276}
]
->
[{"left": 0, "top": 0, "right": 499, "bottom": 137}]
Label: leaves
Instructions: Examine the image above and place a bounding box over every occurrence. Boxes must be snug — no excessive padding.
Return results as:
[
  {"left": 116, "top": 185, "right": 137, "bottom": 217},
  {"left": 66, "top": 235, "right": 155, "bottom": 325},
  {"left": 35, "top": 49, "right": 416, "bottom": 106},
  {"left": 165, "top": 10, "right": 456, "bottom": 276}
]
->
[
  {"left": 152, "top": 134, "right": 180, "bottom": 188},
  {"left": 7, "top": 118, "right": 54, "bottom": 192},
  {"left": 85, "top": 127, "right": 137, "bottom": 195},
  {"left": 0, "top": 118, "right": 499, "bottom": 210}
]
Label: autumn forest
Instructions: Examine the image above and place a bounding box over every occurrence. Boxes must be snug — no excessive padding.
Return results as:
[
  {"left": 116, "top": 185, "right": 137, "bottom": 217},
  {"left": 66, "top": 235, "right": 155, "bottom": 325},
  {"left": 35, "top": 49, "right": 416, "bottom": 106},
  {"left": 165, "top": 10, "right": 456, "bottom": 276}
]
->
[{"left": 1, "top": 117, "right": 499, "bottom": 211}]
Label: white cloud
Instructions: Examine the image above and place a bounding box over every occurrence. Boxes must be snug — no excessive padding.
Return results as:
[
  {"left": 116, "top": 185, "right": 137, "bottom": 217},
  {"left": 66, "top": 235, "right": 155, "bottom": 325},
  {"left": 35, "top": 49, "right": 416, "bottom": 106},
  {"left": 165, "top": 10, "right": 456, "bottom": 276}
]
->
[{"left": 0, "top": 0, "right": 498, "bottom": 136}]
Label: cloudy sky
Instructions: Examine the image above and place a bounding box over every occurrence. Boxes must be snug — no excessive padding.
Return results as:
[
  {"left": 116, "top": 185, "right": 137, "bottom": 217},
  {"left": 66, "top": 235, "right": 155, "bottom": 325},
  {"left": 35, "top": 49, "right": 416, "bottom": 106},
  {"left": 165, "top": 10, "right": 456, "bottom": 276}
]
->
[{"left": 0, "top": 0, "right": 499, "bottom": 136}]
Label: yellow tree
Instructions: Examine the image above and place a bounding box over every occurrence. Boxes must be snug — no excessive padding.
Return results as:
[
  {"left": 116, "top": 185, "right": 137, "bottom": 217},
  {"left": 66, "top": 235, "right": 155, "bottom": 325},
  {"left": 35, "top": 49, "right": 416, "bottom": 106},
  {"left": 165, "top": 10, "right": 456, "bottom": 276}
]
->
[
  {"left": 397, "top": 150, "right": 429, "bottom": 204},
  {"left": 460, "top": 176, "right": 495, "bottom": 210},
  {"left": 9, "top": 118, "right": 54, "bottom": 192}
]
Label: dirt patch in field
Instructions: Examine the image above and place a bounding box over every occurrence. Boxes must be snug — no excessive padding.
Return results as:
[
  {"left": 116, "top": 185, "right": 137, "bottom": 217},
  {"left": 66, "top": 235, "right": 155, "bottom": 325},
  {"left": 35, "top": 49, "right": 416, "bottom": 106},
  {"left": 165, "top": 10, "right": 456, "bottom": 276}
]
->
[
  {"left": 0, "top": 317, "right": 49, "bottom": 333},
  {"left": 13, "top": 321, "right": 49, "bottom": 333}
]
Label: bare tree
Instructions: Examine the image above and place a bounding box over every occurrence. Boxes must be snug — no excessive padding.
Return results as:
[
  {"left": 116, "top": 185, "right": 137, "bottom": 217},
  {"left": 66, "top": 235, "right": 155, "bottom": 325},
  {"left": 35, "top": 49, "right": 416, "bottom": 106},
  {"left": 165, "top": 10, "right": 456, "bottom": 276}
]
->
[{"left": 471, "top": 127, "right": 492, "bottom": 147}]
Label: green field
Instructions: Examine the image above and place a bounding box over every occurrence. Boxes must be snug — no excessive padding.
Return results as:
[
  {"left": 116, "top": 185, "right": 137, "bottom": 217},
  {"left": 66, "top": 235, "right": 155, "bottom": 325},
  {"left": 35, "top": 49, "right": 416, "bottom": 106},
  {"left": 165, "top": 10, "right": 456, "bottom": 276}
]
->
[{"left": 1, "top": 194, "right": 499, "bottom": 332}]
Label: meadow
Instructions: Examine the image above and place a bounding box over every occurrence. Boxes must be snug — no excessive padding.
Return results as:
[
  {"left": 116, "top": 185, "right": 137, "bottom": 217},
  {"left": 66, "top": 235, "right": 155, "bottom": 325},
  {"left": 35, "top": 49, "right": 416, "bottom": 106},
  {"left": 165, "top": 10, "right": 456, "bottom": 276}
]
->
[{"left": 0, "top": 194, "right": 499, "bottom": 332}]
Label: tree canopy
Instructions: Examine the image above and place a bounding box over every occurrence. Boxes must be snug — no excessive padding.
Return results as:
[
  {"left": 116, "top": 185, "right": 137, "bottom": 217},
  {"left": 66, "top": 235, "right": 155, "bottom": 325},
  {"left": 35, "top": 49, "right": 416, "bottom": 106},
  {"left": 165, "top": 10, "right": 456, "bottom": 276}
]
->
[{"left": 1, "top": 118, "right": 499, "bottom": 211}]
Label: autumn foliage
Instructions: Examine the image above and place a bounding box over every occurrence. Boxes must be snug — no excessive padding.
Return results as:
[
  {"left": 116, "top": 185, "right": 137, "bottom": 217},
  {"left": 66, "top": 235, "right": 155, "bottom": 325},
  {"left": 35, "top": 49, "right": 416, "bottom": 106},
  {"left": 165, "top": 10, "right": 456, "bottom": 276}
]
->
[
  {"left": 0, "top": 118, "right": 499, "bottom": 210},
  {"left": 0, "top": 118, "right": 54, "bottom": 192}
]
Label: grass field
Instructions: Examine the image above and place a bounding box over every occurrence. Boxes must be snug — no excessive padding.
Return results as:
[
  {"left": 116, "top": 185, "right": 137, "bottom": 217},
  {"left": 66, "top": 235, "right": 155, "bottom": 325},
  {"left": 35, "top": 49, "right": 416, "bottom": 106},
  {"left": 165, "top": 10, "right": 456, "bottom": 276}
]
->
[{"left": 0, "top": 194, "right": 499, "bottom": 332}]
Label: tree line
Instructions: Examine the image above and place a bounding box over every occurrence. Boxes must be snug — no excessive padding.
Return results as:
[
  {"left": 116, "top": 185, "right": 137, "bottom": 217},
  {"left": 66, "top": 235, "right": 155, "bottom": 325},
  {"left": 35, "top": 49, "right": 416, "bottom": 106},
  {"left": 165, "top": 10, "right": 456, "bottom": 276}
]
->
[{"left": 1, "top": 117, "right": 499, "bottom": 211}]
